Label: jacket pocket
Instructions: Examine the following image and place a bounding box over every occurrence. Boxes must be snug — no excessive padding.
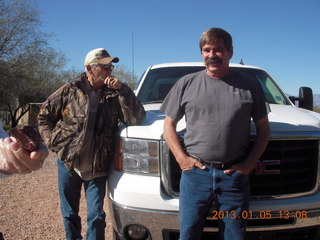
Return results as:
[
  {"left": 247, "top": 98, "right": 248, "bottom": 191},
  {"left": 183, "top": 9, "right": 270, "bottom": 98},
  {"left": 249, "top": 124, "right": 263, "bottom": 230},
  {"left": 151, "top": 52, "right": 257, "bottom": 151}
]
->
[{"left": 50, "top": 123, "right": 76, "bottom": 152}]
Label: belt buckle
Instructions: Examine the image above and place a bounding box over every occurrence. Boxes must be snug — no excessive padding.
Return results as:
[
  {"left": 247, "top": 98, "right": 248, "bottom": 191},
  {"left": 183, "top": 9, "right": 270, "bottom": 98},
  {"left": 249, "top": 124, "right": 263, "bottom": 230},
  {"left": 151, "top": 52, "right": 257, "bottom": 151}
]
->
[
  {"left": 210, "top": 162, "right": 224, "bottom": 169},
  {"left": 188, "top": 153, "right": 226, "bottom": 169}
]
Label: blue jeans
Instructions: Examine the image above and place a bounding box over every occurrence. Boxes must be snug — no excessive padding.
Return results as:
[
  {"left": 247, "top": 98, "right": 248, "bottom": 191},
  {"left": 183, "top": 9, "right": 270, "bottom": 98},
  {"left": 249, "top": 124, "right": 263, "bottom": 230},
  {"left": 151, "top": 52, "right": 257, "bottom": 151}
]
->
[
  {"left": 57, "top": 159, "right": 107, "bottom": 240},
  {"left": 179, "top": 165, "right": 250, "bottom": 240}
]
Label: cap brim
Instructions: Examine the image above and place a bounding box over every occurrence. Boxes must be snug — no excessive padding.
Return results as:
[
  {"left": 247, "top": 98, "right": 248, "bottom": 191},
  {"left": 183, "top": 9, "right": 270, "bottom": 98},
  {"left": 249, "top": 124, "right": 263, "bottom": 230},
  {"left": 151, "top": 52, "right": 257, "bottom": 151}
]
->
[{"left": 96, "top": 57, "right": 119, "bottom": 65}]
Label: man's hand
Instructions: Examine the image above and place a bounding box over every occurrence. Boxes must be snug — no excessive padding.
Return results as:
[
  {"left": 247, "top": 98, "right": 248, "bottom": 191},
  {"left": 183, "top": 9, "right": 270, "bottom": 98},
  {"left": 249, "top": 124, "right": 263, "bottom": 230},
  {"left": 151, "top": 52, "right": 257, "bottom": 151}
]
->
[
  {"left": 0, "top": 137, "right": 49, "bottom": 175},
  {"left": 178, "top": 155, "right": 206, "bottom": 171},
  {"left": 163, "top": 116, "right": 206, "bottom": 172},
  {"left": 223, "top": 161, "right": 255, "bottom": 175},
  {"left": 104, "top": 76, "right": 124, "bottom": 90}
]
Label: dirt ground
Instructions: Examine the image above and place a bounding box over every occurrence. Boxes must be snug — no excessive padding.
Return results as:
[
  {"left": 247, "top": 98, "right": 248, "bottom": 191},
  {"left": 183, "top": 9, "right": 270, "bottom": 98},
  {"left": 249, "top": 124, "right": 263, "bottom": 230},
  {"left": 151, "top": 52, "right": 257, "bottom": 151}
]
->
[{"left": 0, "top": 152, "right": 113, "bottom": 240}]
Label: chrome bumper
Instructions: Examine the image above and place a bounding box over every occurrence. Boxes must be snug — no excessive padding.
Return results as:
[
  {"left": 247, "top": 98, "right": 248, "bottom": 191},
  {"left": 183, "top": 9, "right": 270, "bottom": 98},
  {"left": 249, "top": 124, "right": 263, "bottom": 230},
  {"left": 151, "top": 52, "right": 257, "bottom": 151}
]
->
[
  {"left": 108, "top": 200, "right": 179, "bottom": 239},
  {"left": 108, "top": 200, "right": 320, "bottom": 240}
]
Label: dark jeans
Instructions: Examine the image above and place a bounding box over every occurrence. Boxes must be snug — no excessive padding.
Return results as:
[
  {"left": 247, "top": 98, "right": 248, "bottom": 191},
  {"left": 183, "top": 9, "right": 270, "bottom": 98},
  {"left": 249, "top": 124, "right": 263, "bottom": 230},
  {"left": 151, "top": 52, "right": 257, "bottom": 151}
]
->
[
  {"left": 179, "top": 165, "right": 250, "bottom": 240},
  {"left": 57, "top": 159, "right": 107, "bottom": 240}
]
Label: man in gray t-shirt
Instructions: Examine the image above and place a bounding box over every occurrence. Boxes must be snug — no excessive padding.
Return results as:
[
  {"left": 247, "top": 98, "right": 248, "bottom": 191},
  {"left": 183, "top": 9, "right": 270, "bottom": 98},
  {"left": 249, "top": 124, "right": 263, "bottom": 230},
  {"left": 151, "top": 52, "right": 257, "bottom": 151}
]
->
[{"left": 161, "top": 28, "right": 270, "bottom": 240}]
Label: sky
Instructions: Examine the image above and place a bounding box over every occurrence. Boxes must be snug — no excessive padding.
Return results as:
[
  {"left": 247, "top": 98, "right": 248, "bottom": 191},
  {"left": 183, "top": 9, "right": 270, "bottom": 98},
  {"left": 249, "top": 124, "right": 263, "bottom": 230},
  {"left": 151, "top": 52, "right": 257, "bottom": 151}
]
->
[{"left": 33, "top": 0, "right": 320, "bottom": 95}]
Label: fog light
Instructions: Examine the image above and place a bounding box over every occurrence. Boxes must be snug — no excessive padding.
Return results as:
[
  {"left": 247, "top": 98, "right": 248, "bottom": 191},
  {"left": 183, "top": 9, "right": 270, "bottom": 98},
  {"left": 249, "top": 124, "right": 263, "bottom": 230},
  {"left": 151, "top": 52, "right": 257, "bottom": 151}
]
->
[{"left": 126, "top": 224, "right": 148, "bottom": 239}]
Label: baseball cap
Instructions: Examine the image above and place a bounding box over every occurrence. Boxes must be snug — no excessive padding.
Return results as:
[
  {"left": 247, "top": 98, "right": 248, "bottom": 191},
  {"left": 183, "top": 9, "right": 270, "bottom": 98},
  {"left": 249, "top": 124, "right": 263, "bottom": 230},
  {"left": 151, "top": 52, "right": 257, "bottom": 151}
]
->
[{"left": 84, "top": 48, "right": 119, "bottom": 66}]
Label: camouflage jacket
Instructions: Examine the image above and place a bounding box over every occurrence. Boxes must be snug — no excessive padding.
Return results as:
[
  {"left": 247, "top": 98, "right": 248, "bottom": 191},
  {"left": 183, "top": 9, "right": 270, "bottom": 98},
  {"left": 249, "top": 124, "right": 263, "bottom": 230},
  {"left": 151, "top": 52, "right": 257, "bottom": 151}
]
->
[{"left": 37, "top": 73, "right": 145, "bottom": 173}]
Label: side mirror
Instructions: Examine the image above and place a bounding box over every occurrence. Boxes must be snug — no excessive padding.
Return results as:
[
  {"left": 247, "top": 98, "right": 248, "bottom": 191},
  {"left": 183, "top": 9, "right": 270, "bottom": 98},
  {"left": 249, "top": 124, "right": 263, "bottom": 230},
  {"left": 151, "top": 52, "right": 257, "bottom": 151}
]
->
[{"left": 298, "top": 87, "right": 313, "bottom": 111}]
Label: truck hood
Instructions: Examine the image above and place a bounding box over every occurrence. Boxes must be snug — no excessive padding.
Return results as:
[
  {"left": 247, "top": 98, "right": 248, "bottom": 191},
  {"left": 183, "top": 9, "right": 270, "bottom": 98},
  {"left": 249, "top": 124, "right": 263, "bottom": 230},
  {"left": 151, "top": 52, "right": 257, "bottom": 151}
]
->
[
  {"left": 120, "top": 103, "right": 167, "bottom": 139},
  {"left": 121, "top": 103, "right": 320, "bottom": 139},
  {"left": 267, "top": 104, "right": 320, "bottom": 133}
]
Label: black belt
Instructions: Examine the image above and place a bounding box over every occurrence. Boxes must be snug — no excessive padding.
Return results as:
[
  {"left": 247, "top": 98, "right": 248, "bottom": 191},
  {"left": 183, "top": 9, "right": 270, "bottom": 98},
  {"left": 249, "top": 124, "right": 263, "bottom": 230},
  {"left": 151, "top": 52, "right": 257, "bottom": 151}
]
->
[{"left": 188, "top": 153, "right": 240, "bottom": 169}]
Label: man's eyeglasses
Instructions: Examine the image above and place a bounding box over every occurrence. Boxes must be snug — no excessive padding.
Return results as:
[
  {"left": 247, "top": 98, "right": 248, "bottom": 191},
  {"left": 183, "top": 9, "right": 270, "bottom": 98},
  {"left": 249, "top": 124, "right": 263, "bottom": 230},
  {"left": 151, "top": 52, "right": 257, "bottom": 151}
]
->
[{"left": 98, "top": 64, "right": 114, "bottom": 70}]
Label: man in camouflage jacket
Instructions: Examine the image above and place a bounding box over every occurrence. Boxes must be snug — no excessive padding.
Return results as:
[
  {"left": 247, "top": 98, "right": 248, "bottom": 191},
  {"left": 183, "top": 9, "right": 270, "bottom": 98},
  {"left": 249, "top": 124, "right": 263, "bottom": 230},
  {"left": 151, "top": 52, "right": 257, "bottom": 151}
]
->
[{"left": 37, "top": 48, "right": 145, "bottom": 240}]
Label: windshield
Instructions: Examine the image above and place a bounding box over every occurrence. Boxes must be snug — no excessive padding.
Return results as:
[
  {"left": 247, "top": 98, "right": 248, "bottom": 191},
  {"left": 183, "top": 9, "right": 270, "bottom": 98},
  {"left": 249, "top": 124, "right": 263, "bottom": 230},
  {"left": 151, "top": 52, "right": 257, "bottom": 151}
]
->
[
  {"left": 235, "top": 68, "right": 288, "bottom": 104},
  {"left": 137, "top": 66, "right": 289, "bottom": 105}
]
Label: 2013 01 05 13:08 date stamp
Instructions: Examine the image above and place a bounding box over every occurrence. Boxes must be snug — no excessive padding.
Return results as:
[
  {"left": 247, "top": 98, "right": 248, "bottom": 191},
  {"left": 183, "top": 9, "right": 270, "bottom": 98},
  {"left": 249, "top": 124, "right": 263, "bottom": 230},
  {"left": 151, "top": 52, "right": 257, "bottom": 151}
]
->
[{"left": 208, "top": 210, "right": 308, "bottom": 220}]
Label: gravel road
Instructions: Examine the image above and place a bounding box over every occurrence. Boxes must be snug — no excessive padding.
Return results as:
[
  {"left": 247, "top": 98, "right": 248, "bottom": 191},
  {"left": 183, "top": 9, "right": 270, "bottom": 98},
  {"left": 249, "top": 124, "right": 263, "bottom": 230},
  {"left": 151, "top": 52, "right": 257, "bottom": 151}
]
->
[{"left": 0, "top": 152, "right": 113, "bottom": 240}]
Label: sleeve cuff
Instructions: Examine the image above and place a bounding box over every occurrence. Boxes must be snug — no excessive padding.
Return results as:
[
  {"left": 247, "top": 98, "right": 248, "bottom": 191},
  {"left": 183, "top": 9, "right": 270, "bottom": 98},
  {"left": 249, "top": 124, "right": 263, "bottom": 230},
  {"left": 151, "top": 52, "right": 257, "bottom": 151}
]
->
[{"left": 117, "top": 83, "right": 130, "bottom": 95}]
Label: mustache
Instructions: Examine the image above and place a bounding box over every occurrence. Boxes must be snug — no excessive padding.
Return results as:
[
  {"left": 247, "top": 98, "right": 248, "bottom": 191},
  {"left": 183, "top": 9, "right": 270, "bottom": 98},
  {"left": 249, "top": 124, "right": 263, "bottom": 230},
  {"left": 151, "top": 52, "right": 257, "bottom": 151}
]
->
[{"left": 206, "top": 57, "right": 223, "bottom": 64}]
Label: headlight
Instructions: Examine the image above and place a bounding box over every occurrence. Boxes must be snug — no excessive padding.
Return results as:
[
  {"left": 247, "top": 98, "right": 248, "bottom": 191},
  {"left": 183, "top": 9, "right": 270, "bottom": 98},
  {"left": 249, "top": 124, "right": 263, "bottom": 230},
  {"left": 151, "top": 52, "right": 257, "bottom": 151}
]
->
[{"left": 115, "top": 138, "right": 159, "bottom": 175}]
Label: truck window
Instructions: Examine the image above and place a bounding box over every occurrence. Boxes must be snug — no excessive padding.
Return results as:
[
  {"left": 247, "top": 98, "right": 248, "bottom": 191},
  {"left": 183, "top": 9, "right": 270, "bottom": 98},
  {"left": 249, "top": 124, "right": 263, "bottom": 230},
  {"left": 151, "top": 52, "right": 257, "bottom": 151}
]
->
[
  {"left": 137, "top": 67, "right": 204, "bottom": 103},
  {"left": 137, "top": 66, "right": 289, "bottom": 105}
]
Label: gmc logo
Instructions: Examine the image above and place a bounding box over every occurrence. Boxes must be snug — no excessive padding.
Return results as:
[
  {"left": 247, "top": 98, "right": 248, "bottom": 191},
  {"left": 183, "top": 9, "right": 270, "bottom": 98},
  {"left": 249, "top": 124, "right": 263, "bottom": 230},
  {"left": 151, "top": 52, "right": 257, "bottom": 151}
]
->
[{"left": 255, "top": 160, "right": 281, "bottom": 175}]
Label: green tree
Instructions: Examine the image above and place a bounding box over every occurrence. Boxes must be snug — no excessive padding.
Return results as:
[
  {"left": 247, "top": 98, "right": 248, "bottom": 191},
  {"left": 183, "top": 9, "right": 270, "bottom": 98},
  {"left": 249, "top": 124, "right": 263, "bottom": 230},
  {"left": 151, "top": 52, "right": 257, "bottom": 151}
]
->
[
  {"left": 0, "top": 46, "right": 78, "bottom": 127},
  {"left": 0, "top": 0, "right": 76, "bottom": 127},
  {"left": 0, "top": 0, "right": 46, "bottom": 70}
]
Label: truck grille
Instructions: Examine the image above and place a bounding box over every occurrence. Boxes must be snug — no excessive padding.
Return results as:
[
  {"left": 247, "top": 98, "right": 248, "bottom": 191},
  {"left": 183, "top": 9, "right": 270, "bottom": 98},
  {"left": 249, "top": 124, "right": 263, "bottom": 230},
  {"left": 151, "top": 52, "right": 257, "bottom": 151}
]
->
[{"left": 160, "top": 140, "right": 319, "bottom": 198}]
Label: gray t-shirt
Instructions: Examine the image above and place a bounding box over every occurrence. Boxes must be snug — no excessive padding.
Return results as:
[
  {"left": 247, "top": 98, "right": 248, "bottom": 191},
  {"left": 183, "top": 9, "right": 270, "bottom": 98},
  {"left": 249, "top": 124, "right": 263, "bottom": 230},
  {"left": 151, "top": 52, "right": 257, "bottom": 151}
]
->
[{"left": 160, "top": 69, "right": 268, "bottom": 163}]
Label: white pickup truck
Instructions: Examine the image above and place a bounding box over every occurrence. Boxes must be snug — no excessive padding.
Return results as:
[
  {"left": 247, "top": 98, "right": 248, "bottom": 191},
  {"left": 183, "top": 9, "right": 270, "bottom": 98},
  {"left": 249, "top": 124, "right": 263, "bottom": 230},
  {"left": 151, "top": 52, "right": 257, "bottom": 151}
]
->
[{"left": 108, "top": 62, "right": 320, "bottom": 240}]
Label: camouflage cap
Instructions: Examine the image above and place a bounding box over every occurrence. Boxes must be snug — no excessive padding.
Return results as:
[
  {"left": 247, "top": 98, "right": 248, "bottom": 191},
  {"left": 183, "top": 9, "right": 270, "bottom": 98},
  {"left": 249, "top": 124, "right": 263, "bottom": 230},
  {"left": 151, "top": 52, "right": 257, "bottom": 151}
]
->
[{"left": 84, "top": 48, "right": 119, "bottom": 66}]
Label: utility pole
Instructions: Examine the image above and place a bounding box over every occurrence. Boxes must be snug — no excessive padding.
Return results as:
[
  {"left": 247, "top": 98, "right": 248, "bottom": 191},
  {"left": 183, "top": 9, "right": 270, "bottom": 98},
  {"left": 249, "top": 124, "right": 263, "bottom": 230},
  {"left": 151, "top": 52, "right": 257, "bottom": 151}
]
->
[{"left": 132, "top": 32, "right": 135, "bottom": 84}]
